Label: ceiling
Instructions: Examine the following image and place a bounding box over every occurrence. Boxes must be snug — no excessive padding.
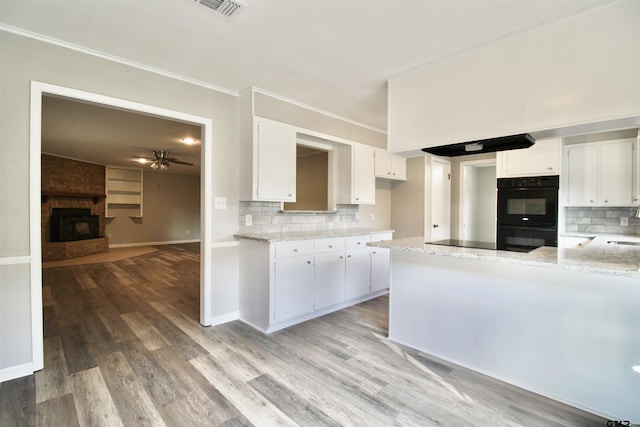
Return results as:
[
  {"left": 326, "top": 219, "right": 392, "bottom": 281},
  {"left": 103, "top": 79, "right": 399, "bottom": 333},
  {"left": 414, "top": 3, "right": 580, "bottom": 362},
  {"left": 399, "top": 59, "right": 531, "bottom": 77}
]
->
[
  {"left": 3, "top": 1, "right": 616, "bottom": 174},
  {"left": 41, "top": 95, "right": 203, "bottom": 175}
]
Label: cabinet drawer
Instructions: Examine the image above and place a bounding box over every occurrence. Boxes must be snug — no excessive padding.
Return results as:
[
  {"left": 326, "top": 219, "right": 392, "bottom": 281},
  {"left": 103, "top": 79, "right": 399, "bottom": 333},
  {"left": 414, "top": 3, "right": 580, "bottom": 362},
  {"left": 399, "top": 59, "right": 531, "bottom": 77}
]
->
[
  {"left": 345, "top": 235, "right": 371, "bottom": 250},
  {"left": 275, "top": 240, "right": 314, "bottom": 259},
  {"left": 314, "top": 237, "right": 345, "bottom": 253}
]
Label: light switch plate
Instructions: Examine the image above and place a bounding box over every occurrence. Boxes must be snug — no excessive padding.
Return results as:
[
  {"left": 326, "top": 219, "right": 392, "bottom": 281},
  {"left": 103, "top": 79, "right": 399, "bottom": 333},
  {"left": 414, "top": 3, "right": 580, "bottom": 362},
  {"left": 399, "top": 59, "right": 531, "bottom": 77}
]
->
[
  {"left": 214, "top": 197, "right": 227, "bottom": 210},
  {"left": 245, "top": 214, "right": 252, "bottom": 226},
  {"left": 620, "top": 216, "right": 629, "bottom": 226}
]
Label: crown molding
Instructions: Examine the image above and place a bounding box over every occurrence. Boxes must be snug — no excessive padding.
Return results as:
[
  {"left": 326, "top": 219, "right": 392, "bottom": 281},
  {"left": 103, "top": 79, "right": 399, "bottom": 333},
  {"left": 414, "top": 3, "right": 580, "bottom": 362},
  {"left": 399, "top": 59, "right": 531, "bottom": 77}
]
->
[
  {"left": 251, "top": 87, "right": 387, "bottom": 135},
  {"left": 0, "top": 23, "right": 239, "bottom": 97},
  {"left": 1, "top": 23, "right": 387, "bottom": 134}
]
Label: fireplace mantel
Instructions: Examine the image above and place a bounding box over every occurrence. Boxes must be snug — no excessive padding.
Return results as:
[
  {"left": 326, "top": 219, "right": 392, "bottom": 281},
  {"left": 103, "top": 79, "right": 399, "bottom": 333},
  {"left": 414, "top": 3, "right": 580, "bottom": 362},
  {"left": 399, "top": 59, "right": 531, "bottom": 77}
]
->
[{"left": 41, "top": 191, "right": 106, "bottom": 204}]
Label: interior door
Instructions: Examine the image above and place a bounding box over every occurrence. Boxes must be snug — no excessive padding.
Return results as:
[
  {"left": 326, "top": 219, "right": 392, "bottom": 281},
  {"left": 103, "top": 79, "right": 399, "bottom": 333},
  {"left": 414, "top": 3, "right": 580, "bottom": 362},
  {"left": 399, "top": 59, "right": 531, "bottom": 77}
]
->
[{"left": 431, "top": 157, "right": 451, "bottom": 241}]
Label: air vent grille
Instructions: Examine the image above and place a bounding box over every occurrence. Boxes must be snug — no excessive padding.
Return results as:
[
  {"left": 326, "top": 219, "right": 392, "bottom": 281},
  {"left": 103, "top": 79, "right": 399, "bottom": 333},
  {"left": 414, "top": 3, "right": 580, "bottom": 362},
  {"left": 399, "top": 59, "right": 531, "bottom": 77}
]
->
[{"left": 196, "top": 0, "right": 245, "bottom": 18}]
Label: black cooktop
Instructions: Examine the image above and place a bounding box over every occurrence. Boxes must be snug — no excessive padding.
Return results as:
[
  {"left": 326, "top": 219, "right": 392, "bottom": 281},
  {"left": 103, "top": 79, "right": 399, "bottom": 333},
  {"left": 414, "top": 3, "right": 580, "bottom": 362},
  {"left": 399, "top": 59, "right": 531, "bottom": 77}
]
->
[{"left": 428, "top": 239, "right": 497, "bottom": 250}]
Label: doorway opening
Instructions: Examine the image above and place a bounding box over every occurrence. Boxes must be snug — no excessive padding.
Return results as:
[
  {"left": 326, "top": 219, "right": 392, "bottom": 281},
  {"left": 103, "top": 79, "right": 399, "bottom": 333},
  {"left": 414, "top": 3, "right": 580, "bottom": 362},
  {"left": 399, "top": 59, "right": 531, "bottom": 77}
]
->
[
  {"left": 29, "top": 81, "right": 213, "bottom": 371},
  {"left": 460, "top": 160, "right": 497, "bottom": 243}
]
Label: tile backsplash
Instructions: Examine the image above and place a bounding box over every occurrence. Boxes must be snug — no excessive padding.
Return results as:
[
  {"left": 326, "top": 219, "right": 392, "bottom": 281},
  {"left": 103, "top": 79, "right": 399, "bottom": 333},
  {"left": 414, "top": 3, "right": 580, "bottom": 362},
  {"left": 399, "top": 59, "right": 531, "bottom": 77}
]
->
[
  {"left": 239, "top": 201, "right": 359, "bottom": 234},
  {"left": 564, "top": 207, "right": 640, "bottom": 236}
]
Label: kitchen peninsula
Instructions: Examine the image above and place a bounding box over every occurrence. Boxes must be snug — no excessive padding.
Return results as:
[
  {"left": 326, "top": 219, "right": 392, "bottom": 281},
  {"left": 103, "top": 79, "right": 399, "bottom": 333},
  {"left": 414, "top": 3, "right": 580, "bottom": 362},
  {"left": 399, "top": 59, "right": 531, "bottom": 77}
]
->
[{"left": 370, "top": 237, "right": 640, "bottom": 422}]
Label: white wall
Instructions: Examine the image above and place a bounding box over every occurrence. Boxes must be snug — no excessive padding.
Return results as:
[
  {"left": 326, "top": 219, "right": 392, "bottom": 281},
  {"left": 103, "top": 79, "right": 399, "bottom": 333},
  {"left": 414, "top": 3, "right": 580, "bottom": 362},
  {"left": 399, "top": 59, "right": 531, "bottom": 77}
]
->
[
  {"left": 388, "top": 0, "right": 640, "bottom": 153},
  {"left": 473, "top": 166, "right": 497, "bottom": 243}
]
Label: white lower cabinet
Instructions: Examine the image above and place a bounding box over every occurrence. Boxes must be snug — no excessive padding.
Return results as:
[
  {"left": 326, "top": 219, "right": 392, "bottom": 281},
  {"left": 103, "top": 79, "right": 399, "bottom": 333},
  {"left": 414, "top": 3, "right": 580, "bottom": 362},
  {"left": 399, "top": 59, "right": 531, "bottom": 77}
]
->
[
  {"left": 273, "top": 256, "right": 314, "bottom": 323},
  {"left": 370, "top": 247, "right": 391, "bottom": 292},
  {"left": 370, "top": 232, "right": 392, "bottom": 293},
  {"left": 345, "top": 248, "right": 372, "bottom": 300},
  {"left": 239, "top": 232, "right": 391, "bottom": 333},
  {"left": 314, "top": 252, "right": 346, "bottom": 310}
]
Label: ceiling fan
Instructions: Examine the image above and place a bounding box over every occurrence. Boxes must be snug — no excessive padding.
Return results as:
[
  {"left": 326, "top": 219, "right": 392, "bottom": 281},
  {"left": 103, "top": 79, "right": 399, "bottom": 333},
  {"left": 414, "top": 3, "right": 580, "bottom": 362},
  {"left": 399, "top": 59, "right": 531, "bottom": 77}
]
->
[{"left": 142, "top": 150, "right": 193, "bottom": 171}]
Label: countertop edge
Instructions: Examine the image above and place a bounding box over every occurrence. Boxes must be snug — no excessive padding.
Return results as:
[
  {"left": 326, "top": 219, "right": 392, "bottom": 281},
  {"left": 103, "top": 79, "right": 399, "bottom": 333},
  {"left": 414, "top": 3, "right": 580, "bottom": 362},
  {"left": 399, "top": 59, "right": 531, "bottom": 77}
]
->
[
  {"left": 234, "top": 228, "right": 395, "bottom": 243},
  {"left": 370, "top": 238, "right": 640, "bottom": 278}
]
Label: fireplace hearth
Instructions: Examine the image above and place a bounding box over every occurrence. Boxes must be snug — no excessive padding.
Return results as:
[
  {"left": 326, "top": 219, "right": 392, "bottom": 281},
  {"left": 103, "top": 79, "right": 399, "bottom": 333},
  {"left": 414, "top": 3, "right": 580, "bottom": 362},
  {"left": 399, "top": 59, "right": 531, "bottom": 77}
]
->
[{"left": 50, "top": 208, "right": 101, "bottom": 242}]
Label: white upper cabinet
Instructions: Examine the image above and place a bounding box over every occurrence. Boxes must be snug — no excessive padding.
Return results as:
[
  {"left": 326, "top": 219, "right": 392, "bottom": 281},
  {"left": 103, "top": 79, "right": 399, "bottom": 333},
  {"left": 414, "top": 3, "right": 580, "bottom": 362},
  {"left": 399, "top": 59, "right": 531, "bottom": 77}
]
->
[
  {"left": 338, "top": 143, "right": 375, "bottom": 205},
  {"left": 496, "top": 138, "right": 561, "bottom": 178},
  {"left": 634, "top": 135, "right": 640, "bottom": 204},
  {"left": 353, "top": 144, "right": 376, "bottom": 204},
  {"left": 565, "top": 138, "right": 635, "bottom": 206},
  {"left": 374, "top": 148, "right": 407, "bottom": 180},
  {"left": 565, "top": 144, "right": 599, "bottom": 206},
  {"left": 243, "top": 118, "right": 297, "bottom": 202},
  {"left": 599, "top": 139, "right": 634, "bottom": 205}
]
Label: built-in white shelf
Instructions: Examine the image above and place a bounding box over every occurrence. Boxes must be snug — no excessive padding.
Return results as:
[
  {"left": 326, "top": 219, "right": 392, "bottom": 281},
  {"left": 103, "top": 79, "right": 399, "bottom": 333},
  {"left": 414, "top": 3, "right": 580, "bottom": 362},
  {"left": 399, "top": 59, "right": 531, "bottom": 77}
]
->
[{"left": 105, "top": 166, "right": 143, "bottom": 218}]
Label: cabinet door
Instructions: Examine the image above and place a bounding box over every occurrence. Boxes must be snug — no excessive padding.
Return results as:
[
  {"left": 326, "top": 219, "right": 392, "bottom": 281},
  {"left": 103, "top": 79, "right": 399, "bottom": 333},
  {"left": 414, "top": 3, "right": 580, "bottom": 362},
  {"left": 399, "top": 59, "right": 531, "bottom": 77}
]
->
[
  {"left": 375, "top": 149, "right": 406, "bottom": 181},
  {"left": 566, "top": 144, "right": 598, "bottom": 206},
  {"left": 374, "top": 148, "right": 392, "bottom": 178},
  {"left": 370, "top": 247, "right": 390, "bottom": 293},
  {"left": 391, "top": 156, "right": 407, "bottom": 180},
  {"left": 273, "top": 256, "right": 314, "bottom": 323},
  {"left": 353, "top": 144, "right": 375, "bottom": 204},
  {"left": 345, "top": 248, "right": 371, "bottom": 300},
  {"left": 314, "top": 252, "right": 346, "bottom": 310},
  {"left": 599, "top": 140, "right": 633, "bottom": 205},
  {"left": 498, "top": 138, "right": 560, "bottom": 178},
  {"left": 256, "top": 120, "right": 296, "bottom": 201}
]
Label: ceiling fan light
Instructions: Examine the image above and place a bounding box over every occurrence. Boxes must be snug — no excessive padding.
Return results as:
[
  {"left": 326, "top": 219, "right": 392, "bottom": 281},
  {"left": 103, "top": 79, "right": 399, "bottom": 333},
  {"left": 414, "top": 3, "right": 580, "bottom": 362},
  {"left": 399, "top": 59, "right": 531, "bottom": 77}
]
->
[
  {"left": 160, "top": 161, "right": 169, "bottom": 171},
  {"left": 150, "top": 161, "right": 159, "bottom": 170}
]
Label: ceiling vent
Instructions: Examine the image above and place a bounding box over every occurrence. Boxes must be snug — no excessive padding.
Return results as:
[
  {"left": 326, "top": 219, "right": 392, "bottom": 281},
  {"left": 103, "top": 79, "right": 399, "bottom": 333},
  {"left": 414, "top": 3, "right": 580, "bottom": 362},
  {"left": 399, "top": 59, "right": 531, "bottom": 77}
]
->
[{"left": 195, "top": 0, "right": 246, "bottom": 18}]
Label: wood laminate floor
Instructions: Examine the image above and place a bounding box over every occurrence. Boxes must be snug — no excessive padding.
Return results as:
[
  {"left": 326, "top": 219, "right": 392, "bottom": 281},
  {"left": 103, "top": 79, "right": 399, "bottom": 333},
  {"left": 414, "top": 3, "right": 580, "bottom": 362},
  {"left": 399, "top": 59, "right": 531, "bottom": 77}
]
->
[{"left": 1, "top": 243, "right": 608, "bottom": 426}]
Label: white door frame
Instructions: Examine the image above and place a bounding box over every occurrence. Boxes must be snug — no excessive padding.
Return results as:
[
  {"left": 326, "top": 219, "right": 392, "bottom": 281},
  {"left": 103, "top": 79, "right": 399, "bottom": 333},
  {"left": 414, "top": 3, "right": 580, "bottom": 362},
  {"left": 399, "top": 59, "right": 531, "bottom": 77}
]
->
[
  {"left": 428, "top": 156, "right": 451, "bottom": 241},
  {"left": 29, "top": 81, "right": 214, "bottom": 371},
  {"left": 458, "top": 159, "right": 496, "bottom": 241}
]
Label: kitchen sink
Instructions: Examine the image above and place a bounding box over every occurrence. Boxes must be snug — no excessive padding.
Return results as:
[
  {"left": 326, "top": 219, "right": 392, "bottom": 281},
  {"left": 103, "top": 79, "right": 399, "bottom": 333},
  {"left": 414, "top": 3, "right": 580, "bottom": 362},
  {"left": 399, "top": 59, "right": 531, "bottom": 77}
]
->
[{"left": 606, "top": 240, "right": 640, "bottom": 246}]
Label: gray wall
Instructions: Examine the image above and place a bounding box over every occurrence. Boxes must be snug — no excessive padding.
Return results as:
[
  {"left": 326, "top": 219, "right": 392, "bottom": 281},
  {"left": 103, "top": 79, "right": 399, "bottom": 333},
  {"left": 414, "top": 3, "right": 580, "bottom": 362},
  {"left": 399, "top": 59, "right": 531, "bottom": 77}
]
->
[
  {"left": 0, "top": 30, "right": 392, "bottom": 379},
  {"left": 253, "top": 91, "right": 387, "bottom": 148},
  {"left": 0, "top": 30, "right": 239, "bottom": 377},
  {"left": 107, "top": 171, "right": 201, "bottom": 246}
]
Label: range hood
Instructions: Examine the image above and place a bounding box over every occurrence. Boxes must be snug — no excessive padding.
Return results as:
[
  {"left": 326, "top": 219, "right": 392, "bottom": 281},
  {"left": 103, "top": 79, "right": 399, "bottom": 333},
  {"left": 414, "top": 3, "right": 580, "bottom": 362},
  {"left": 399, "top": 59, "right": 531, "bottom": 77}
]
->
[{"left": 422, "top": 133, "right": 535, "bottom": 157}]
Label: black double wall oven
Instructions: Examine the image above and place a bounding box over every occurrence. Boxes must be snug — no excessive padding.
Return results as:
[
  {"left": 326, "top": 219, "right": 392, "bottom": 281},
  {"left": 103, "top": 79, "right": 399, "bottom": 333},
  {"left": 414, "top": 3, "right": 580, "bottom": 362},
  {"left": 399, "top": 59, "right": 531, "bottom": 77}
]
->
[{"left": 496, "top": 175, "right": 559, "bottom": 252}]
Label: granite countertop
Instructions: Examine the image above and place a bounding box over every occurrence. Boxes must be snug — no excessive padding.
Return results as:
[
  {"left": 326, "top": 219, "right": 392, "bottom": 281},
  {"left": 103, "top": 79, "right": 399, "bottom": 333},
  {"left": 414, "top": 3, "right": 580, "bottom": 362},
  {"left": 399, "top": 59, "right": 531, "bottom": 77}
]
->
[
  {"left": 370, "top": 235, "right": 640, "bottom": 278},
  {"left": 234, "top": 228, "right": 394, "bottom": 243}
]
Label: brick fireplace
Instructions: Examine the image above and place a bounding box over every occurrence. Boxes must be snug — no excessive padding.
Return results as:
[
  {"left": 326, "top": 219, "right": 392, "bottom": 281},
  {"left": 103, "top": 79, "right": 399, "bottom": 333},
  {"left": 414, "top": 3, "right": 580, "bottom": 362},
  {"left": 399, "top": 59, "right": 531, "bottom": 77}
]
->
[{"left": 41, "top": 154, "right": 109, "bottom": 261}]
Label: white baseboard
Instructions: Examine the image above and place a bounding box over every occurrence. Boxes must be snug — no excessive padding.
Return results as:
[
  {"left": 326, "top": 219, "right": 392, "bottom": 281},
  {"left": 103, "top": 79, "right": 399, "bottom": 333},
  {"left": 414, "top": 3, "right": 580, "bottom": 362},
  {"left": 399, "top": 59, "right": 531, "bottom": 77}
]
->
[
  {"left": 109, "top": 239, "right": 201, "bottom": 248},
  {"left": 206, "top": 311, "right": 239, "bottom": 327},
  {"left": 0, "top": 362, "right": 34, "bottom": 383},
  {"left": 0, "top": 255, "right": 30, "bottom": 266}
]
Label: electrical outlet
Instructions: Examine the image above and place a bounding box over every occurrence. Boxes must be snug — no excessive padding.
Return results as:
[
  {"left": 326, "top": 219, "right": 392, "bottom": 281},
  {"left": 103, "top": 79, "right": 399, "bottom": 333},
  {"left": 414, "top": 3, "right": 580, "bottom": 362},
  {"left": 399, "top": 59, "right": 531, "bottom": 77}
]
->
[
  {"left": 620, "top": 216, "right": 629, "bottom": 226},
  {"left": 370, "top": 213, "right": 375, "bottom": 222},
  {"left": 245, "top": 214, "right": 252, "bottom": 226}
]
